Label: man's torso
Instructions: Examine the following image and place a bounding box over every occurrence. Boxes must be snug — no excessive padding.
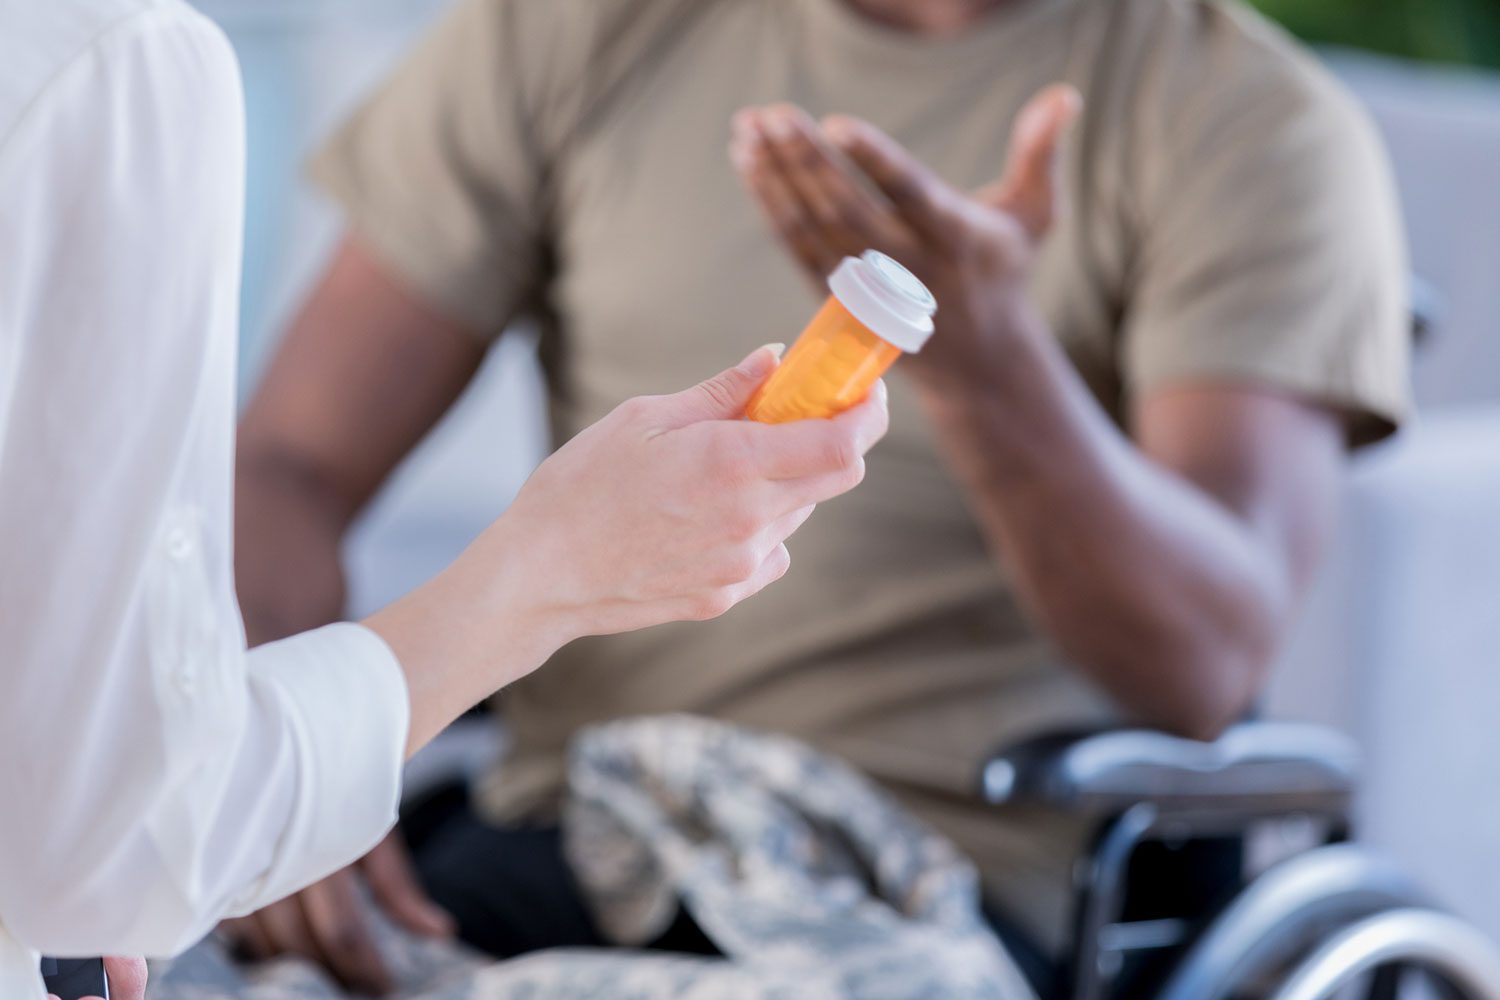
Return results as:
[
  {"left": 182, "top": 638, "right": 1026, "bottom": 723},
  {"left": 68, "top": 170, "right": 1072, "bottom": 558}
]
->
[
  {"left": 316, "top": 0, "right": 1386, "bottom": 951},
  {"left": 484, "top": 0, "right": 1152, "bottom": 947}
]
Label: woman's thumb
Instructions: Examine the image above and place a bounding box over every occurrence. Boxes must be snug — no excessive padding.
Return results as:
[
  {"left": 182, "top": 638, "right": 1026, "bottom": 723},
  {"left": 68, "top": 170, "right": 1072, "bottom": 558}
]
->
[
  {"left": 661, "top": 344, "right": 784, "bottom": 426},
  {"left": 102, "top": 958, "right": 148, "bottom": 1000}
]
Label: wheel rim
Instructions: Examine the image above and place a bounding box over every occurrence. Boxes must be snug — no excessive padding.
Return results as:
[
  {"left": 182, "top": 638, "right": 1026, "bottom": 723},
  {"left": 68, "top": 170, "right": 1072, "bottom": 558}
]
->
[{"left": 1269, "top": 909, "right": 1500, "bottom": 1000}]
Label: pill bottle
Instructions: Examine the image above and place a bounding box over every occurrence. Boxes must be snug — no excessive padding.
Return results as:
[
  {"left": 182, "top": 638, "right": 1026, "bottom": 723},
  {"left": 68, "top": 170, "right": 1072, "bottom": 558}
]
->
[{"left": 747, "top": 250, "right": 936, "bottom": 424}]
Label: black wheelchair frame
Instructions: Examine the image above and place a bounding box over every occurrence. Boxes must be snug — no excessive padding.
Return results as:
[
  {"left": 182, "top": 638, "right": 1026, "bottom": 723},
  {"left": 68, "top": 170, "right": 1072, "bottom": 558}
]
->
[{"left": 982, "top": 723, "right": 1500, "bottom": 1000}]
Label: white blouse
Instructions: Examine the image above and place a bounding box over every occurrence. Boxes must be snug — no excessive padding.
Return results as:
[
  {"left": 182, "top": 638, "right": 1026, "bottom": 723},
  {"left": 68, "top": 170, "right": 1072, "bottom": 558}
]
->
[{"left": 0, "top": 1, "right": 410, "bottom": 994}]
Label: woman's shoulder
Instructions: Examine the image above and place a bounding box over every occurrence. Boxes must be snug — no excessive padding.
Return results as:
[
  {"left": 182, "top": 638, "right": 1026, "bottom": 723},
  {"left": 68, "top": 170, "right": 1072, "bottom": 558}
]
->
[{"left": 0, "top": 0, "right": 232, "bottom": 146}]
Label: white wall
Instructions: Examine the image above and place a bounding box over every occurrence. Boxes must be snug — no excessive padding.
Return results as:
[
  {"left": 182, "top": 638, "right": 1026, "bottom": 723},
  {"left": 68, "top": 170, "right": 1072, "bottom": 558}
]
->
[
  {"left": 1324, "top": 49, "right": 1500, "bottom": 410},
  {"left": 1272, "top": 51, "right": 1500, "bottom": 945}
]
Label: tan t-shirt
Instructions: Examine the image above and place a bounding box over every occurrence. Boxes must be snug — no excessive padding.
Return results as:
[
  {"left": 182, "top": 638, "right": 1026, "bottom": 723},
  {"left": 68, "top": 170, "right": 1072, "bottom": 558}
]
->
[{"left": 312, "top": 0, "right": 1409, "bottom": 951}]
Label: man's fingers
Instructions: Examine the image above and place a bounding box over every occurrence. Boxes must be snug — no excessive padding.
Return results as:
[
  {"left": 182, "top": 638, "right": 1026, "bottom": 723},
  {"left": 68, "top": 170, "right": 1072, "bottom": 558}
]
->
[
  {"left": 742, "top": 152, "right": 845, "bottom": 283},
  {"left": 255, "top": 898, "right": 321, "bottom": 962},
  {"left": 300, "top": 877, "right": 394, "bottom": 996},
  {"left": 981, "top": 84, "right": 1082, "bottom": 238},
  {"left": 223, "top": 875, "right": 395, "bottom": 995},
  {"left": 822, "top": 115, "right": 963, "bottom": 244},
  {"left": 732, "top": 113, "right": 845, "bottom": 285},
  {"left": 754, "top": 105, "right": 914, "bottom": 258},
  {"left": 222, "top": 914, "right": 276, "bottom": 961},
  {"left": 362, "top": 832, "right": 456, "bottom": 939}
]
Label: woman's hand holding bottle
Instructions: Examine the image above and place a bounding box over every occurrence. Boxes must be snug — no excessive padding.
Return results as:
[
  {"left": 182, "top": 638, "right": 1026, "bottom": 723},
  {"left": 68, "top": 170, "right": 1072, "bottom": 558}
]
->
[{"left": 366, "top": 345, "right": 888, "bottom": 754}]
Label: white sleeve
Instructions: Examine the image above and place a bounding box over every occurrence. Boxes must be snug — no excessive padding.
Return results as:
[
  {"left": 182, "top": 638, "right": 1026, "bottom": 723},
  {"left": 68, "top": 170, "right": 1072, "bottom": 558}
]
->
[{"left": 0, "top": 5, "right": 409, "bottom": 955}]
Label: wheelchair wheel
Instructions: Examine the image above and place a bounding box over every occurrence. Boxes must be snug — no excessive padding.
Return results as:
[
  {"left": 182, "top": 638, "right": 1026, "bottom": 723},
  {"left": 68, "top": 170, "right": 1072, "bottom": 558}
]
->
[
  {"left": 1156, "top": 845, "right": 1427, "bottom": 1000},
  {"left": 1266, "top": 908, "right": 1500, "bottom": 1000}
]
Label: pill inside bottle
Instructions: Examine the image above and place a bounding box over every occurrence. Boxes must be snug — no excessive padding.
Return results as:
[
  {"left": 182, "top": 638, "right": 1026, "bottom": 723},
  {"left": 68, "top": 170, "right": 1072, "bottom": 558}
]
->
[{"left": 746, "top": 250, "right": 937, "bottom": 424}]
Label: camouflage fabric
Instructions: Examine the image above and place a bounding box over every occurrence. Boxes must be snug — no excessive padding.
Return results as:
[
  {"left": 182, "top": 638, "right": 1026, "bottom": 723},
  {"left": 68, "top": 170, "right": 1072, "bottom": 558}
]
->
[{"left": 152, "top": 716, "right": 1034, "bottom": 999}]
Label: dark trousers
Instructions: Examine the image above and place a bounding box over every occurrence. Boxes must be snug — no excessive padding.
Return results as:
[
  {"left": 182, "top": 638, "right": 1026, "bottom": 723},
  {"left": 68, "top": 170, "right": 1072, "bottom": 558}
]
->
[{"left": 402, "top": 790, "right": 1058, "bottom": 994}]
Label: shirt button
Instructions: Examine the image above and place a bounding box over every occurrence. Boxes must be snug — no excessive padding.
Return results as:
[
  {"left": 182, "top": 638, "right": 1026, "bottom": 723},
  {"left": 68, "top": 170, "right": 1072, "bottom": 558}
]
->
[
  {"left": 174, "top": 666, "right": 196, "bottom": 695},
  {"left": 166, "top": 524, "right": 194, "bottom": 561}
]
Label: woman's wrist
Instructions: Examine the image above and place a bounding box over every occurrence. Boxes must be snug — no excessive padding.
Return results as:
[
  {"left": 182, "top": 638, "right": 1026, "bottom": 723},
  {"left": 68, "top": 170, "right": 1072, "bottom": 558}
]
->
[
  {"left": 455, "top": 508, "right": 583, "bottom": 663},
  {"left": 364, "top": 510, "right": 578, "bottom": 757}
]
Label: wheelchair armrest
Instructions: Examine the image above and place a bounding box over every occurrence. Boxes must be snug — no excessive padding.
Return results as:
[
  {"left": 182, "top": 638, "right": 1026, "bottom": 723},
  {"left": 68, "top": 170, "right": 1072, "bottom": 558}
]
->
[{"left": 981, "top": 722, "right": 1359, "bottom": 820}]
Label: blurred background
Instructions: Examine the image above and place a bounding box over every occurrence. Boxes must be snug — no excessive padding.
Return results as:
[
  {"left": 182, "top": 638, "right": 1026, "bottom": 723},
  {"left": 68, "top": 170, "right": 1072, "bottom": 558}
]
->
[{"left": 190, "top": 0, "right": 1500, "bottom": 951}]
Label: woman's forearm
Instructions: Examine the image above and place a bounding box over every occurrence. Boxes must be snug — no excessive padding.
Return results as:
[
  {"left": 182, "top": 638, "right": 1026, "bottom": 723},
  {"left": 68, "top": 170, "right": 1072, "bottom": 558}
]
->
[{"left": 363, "top": 513, "right": 570, "bottom": 758}]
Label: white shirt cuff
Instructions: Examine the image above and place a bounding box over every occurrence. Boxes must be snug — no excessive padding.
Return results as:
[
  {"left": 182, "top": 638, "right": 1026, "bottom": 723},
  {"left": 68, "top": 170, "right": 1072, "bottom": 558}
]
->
[{"left": 233, "top": 622, "right": 409, "bottom": 912}]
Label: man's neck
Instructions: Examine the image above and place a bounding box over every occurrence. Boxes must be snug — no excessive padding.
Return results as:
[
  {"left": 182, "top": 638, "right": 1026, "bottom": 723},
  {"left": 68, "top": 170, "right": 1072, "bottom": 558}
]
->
[{"left": 840, "top": 0, "right": 1013, "bottom": 35}]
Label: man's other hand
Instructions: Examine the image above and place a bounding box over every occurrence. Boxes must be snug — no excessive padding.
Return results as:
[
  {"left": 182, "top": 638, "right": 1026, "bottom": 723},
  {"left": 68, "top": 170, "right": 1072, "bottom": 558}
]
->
[{"left": 220, "top": 831, "right": 452, "bottom": 996}]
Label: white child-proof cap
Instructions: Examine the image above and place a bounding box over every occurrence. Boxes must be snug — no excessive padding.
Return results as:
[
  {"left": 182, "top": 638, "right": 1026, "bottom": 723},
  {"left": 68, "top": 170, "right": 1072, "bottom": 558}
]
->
[{"left": 828, "top": 250, "right": 937, "bottom": 353}]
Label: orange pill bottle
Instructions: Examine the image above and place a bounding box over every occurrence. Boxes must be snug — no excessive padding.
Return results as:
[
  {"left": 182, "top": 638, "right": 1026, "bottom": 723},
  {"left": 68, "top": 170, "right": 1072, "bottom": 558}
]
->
[{"left": 747, "top": 250, "right": 937, "bottom": 424}]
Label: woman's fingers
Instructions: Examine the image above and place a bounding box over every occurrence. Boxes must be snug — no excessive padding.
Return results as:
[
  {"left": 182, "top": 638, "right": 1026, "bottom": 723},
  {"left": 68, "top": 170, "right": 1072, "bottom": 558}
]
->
[
  {"left": 764, "top": 504, "right": 817, "bottom": 547},
  {"left": 656, "top": 344, "right": 782, "bottom": 428},
  {"left": 747, "top": 381, "right": 890, "bottom": 483},
  {"left": 665, "top": 540, "right": 794, "bottom": 623},
  {"left": 503, "top": 355, "right": 884, "bottom": 639},
  {"left": 101, "top": 958, "right": 147, "bottom": 1000},
  {"left": 729, "top": 542, "right": 795, "bottom": 605}
]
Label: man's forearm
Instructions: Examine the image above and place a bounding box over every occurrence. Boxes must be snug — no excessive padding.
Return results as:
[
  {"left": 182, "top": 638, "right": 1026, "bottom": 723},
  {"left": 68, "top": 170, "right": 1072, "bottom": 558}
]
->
[
  {"left": 234, "top": 448, "right": 356, "bottom": 646},
  {"left": 726, "top": 89, "right": 1337, "bottom": 738},
  {"left": 917, "top": 304, "right": 1288, "bottom": 739}
]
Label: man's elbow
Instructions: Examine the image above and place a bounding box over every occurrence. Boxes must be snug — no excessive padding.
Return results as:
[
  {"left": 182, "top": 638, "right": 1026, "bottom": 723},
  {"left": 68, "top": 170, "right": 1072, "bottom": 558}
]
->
[
  {"left": 233, "top": 440, "right": 354, "bottom": 645},
  {"left": 1093, "top": 603, "right": 1278, "bottom": 742},
  {"left": 234, "top": 433, "right": 355, "bottom": 528},
  {"left": 1139, "top": 635, "right": 1275, "bottom": 743},
  {"left": 1156, "top": 693, "right": 1251, "bottom": 744}
]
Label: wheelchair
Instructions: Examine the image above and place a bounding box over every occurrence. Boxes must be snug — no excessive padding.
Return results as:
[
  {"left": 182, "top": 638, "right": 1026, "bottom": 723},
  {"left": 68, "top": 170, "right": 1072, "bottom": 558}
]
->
[
  {"left": 976, "top": 282, "right": 1500, "bottom": 1000},
  {"left": 982, "top": 722, "right": 1500, "bottom": 1000}
]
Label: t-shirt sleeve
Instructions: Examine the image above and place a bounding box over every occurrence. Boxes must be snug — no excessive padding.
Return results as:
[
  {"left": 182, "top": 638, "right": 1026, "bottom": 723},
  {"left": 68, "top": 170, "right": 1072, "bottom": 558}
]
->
[
  {"left": 1121, "top": 11, "right": 1411, "bottom": 446},
  {"left": 309, "top": 0, "right": 581, "bottom": 338}
]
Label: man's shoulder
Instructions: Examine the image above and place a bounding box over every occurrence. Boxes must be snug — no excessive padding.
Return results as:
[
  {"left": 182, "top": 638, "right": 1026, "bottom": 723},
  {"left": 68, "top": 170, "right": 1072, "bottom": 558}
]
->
[
  {"left": 1088, "top": 0, "right": 1372, "bottom": 152},
  {"left": 1120, "top": 0, "right": 1351, "bottom": 104},
  {"left": 467, "top": 0, "right": 730, "bottom": 39},
  {"left": 450, "top": 0, "right": 735, "bottom": 139},
  {"left": 0, "top": 0, "right": 220, "bottom": 145},
  {"left": 462, "top": 0, "right": 741, "bottom": 69}
]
